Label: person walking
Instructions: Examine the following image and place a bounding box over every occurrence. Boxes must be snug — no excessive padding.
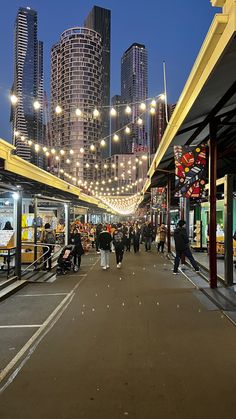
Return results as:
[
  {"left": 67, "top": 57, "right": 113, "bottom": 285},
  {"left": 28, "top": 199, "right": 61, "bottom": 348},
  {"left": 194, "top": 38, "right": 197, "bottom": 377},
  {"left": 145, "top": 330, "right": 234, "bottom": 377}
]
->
[
  {"left": 41, "top": 223, "right": 55, "bottom": 271},
  {"left": 95, "top": 223, "right": 102, "bottom": 253},
  {"left": 173, "top": 220, "right": 199, "bottom": 274},
  {"left": 98, "top": 225, "right": 112, "bottom": 270},
  {"left": 142, "top": 221, "right": 153, "bottom": 252},
  {"left": 71, "top": 227, "right": 84, "bottom": 269},
  {"left": 156, "top": 223, "right": 167, "bottom": 253},
  {"left": 113, "top": 223, "right": 125, "bottom": 268},
  {"left": 132, "top": 224, "right": 141, "bottom": 253}
]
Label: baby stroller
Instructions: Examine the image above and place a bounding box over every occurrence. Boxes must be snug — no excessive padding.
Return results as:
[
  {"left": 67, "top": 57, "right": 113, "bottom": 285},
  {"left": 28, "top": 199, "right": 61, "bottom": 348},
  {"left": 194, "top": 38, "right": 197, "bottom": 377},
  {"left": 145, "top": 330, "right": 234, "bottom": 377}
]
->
[{"left": 56, "top": 245, "right": 79, "bottom": 275}]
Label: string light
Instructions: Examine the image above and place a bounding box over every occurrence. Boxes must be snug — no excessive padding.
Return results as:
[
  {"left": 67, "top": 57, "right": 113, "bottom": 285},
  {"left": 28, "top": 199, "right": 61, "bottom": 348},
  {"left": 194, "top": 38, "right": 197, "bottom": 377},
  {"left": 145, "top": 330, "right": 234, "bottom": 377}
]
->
[
  {"left": 113, "top": 134, "right": 119, "bottom": 142},
  {"left": 75, "top": 108, "right": 82, "bottom": 117},
  {"left": 125, "top": 126, "right": 131, "bottom": 134},
  {"left": 33, "top": 100, "right": 41, "bottom": 110},
  {"left": 55, "top": 105, "right": 62, "bottom": 114},
  {"left": 125, "top": 105, "right": 132, "bottom": 114},
  {"left": 93, "top": 109, "right": 100, "bottom": 118},
  {"left": 110, "top": 108, "right": 117, "bottom": 116}
]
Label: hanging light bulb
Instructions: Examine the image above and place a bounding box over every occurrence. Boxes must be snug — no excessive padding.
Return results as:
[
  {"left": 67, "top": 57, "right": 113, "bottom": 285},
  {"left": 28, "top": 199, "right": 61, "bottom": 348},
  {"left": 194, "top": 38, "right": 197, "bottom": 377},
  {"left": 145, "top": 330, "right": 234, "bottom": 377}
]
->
[
  {"left": 43, "top": 146, "right": 47, "bottom": 152},
  {"left": 85, "top": 163, "right": 90, "bottom": 168},
  {"left": 113, "top": 134, "right": 119, "bottom": 142},
  {"left": 55, "top": 155, "right": 60, "bottom": 161},
  {"left": 110, "top": 108, "right": 117, "bottom": 116},
  {"left": 100, "top": 139, "right": 106, "bottom": 147},
  {"left": 125, "top": 105, "right": 132, "bottom": 114},
  {"left": 10, "top": 94, "right": 18, "bottom": 105},
  {"left": 93, "top": 109, "right": 100, "bottom": 118},
  {"left": 135, "top": 158, "right": 139, "bottom": 162},
  {"left": 125, "top": 126, "right": 131, "bottom": 134},
  {"left": 137, "top": 118, "right": 143, "bottom": 125},
  {"left": 76, "top": 162, "right": 80, "bottom": 167},
  {"left": 27, "top": 140, "right": 32, "bottom": 146},
  {"left": 55, "top": 105, "right": 62, "bottom": 114},
  {"left": 45, "top": 151, "right": 50, "bottom": 157},
  {"left": 60, "top": 169, "right": 64, "bottom": 174},
  {"left": 95, "top": 164, "right": 99, "bottom": 169},
  {"left": 112, "top": 163, "right": 116, "bottom": 169},
  {"left": 160, "top": 93, "right": 166, "bottom": 101},
  {"left": 114, "top": 176, "right": 118, "bottom": 181},
  {"left": 66, "top": 159, "right": 70, "bottom": 164},
  {"left": 51, "top": 148, "right": 56, "bottom": 154},
  {"left": 104, "top": 164, "right": 108, "bottom": 169},
  {"left": 21, "top": 136, "right": 25, "bottom": 142},
  {"left": 80, "top": 147, "right": 84, "bottom": 154},
  {"left": 35, "top": 144, "right": 40, "bottom": 152},
  {"left": 151, "top": 99, "right": 156, "bottom": 107},
  {"left": 75, "top": 108, "right": 82, "bottom": 117},
  {"left": 60, "top": 149, "right": 65, "bottom": 155},
  {"left": 90, "top": 144, "right": 96, "bottom": 152},
  {"left": 142, "top": 155, "right": 148, "bottom": 160},
  {"left": 150, "top": 107, "right": 155, "bottom": 115},
  {"left": 140, "top": 102, "right": 146, "bottom": 111},
  {"left": 69, "top": 149, "right": 74, "bottom": 155}
]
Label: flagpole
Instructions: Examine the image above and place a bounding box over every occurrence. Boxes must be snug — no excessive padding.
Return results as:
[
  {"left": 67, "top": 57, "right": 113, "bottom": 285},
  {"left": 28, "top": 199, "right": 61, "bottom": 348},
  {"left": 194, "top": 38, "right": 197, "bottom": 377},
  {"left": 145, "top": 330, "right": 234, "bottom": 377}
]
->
[{"left": 163, "top": 61, "right": 169, "bottom": 124}]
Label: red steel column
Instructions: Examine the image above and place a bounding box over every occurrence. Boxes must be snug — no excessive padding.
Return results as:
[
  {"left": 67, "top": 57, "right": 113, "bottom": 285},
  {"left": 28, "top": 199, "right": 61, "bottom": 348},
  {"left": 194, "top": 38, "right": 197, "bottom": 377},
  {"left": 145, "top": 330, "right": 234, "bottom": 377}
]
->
[{"left": 209, "top": 119, "right": 217, "bottom": 288}]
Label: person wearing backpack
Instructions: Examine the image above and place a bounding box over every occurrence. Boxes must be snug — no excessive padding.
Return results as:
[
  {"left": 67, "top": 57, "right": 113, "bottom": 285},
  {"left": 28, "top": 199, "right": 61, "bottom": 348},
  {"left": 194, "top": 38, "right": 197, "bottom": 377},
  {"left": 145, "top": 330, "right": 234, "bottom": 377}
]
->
[{"left": 42, "top": 223, "right": 55, "bottom": 271}]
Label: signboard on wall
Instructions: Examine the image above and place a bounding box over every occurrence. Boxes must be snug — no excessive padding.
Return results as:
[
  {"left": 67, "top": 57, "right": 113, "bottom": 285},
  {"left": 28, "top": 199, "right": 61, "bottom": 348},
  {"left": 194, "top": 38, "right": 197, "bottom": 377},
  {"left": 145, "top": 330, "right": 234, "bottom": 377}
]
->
[{"left": 174, "top": 145, "right": 207, "bottom": 198}]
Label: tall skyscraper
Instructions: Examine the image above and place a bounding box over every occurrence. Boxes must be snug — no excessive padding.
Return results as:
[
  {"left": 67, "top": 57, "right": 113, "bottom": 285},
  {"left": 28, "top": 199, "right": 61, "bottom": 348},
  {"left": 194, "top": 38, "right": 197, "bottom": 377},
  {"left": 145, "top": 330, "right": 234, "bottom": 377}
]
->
[
  {"left": 11, "top": 7, "right": 44, "bottom": 162},
  {"left": 150, "top": 102, "right": 172, "bottom": 155},
  {"left": 84, "top": 6, "right": 111, "bottom": 157},
  {"left": 50, "top": 27, "right": 102, "bottom": 181},
  {"left": 121, "top": 43, "right": 148, "bottom": 152}
]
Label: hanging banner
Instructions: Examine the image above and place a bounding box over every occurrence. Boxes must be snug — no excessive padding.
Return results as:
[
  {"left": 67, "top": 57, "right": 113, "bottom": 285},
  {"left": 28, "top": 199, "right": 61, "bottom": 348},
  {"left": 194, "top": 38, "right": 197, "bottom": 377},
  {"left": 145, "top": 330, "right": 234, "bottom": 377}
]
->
[
  {"left": 151, "top": 187, "right": 167, "bottom": 209},
  {"left": 174, "top": 145, "right": 206, "bottom": 198}
]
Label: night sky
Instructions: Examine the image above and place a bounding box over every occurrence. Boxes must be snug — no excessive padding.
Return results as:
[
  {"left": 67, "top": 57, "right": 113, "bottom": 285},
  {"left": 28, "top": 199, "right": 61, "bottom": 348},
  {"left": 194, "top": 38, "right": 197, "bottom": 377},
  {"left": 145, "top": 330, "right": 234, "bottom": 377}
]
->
[{"left": 0, "top": 0, "right": 220, "bottom": 141}]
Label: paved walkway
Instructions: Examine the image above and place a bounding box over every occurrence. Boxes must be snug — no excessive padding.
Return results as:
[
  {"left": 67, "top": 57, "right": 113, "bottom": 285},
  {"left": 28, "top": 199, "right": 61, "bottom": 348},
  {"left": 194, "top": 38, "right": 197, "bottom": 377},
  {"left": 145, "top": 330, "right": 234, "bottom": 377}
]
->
[{"left": 1, "top": 249, "right": 236, "bottom": 418}]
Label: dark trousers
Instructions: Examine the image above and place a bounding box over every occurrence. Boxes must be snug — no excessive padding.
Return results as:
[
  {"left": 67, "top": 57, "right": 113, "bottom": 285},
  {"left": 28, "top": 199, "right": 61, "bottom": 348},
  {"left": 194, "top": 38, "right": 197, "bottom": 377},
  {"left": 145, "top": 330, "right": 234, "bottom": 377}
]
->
[
  {"left": 157, "top": 241, "right": 165, "bottom": 252},
  {"left": 174, "top": 247, "right": 199, "bottom": 273},
  {"left": 126, "top": 238, "right": 131, "bottom": 251},
  {"left": 133, "top": 240, "right": 140, "bottom": 253},
  {"left": 115, "top": 247, "right": 124, "bottom": 264},
  {"left": 144, "top": 237, "right": 152, "bottom": 251},
  {"left": 95, "top": 237, "right": 99, "bottom": 252},
  {"left": 74, "top": 253, "right": 81, "bottom": 268},
  {"left": 43, "top": 246, "right": 52, "bottom": 270}
]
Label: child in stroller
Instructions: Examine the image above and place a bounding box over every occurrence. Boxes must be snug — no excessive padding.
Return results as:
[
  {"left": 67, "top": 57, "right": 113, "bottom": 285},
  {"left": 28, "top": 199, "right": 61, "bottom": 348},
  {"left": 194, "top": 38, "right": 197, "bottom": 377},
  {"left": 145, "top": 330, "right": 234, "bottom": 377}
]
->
[{"left": 56, "top": 245, "right": 79, "bottom": 275}]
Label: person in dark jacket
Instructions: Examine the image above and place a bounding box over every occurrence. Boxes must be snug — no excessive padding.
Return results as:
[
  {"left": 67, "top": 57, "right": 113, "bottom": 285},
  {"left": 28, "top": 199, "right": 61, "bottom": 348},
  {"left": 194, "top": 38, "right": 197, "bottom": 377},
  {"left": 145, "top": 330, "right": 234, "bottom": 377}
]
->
[
  {"left": 132, "top": 224, "right": 141, "bottom": 253},
  {"left": 142, "top": 222, "right": 153, "bottom": 251},
  {"left": 98, "top": 226, "right": 112, "bottom": 270},
  {"left": 173, "top": 220, "right": 199, "bottom": 274},
  {"left": 71, "top": 228, "right": 84, "bottom": 268},
  {"left": 95, "top": 223, "right": 103, "bottom": 253},
  {"left": 113, "top": 223, "right": 125, "bottom": 268}
]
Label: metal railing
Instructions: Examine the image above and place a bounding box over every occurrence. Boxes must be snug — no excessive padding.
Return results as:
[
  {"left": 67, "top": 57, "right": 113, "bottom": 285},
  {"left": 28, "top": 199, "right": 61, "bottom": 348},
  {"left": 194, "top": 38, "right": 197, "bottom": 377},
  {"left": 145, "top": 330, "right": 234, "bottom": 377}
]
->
[{"left": 21, "top": 242, "right": 62, "bottom": 274}]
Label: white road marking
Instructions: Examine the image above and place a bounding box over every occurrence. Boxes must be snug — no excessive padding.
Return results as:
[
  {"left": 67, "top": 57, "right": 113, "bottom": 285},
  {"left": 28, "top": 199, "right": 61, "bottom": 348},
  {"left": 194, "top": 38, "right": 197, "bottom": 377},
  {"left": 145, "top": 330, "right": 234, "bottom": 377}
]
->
[
  {"left": 0, "top": 256, "right": 99, "bottom": 392},
  {"left": 0, "top": 325, "right": 42, "bottom": 329},
  {"left": 16, "top": 293, "right": 68, "bottom": 297}
]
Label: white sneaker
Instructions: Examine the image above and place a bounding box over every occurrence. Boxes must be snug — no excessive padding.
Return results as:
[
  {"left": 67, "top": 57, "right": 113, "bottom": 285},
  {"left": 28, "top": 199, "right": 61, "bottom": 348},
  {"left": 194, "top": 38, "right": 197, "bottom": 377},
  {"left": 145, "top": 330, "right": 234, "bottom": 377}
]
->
[
  {"left": 118, "top": 262, "right": 122, "bottom": 267},
  {"left": 106, "top": 265, "right": 109, "bottom": 269},
  {"left": 102, "top": 266, "right": 107, "bottom": 270},
  {"left": 117, "top": 264, "right": 120, "bottom": 269}
]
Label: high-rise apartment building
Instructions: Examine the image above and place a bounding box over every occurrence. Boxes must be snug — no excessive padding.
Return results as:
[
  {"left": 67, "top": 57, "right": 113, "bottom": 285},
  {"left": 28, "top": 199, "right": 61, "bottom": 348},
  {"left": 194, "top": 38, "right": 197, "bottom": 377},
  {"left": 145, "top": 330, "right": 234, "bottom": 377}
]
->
[
  {"left": 84, "top": 6, "right": 111, "bottom": 158},
  {"left": 11, "top": 7, "right": 44, "bottom": 163},
  {"left": 150, "top": 102, "right": 172, "bottom": 155},
  {"left": 50, "top": 27, "right": 102, "bottom": 181},
  {"left": 121, "top": 43, "right": 148, "bottom": 152}
]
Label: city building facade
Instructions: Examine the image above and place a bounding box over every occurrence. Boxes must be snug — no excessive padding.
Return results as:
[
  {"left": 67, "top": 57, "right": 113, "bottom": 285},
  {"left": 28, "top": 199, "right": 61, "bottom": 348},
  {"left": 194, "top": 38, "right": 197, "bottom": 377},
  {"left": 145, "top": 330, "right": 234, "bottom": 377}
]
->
[
  {"left": 84, "top": 6, "right": 111, "bottom": 158},
  {"left": 11, "top": 7, "right": 44, "bottom": 163},
  {"left": 50, "top": 27, "right": 102, "bottom": 181},
  {"left": 121, "top": 43, "right": 148, "bottom": 152}
]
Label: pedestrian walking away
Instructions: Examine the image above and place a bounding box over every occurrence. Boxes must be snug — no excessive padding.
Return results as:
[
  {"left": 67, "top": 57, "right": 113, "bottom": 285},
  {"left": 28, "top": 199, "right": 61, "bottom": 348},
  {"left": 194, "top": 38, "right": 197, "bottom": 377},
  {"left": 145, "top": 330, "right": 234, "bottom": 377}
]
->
[
  {"left": 132, "top": 224, "right": 141, "bottom": 253},
  {"left": 70, "top": 227, "right": 84, "bottom": 269},
  {"left": 98, "top": 225, "right": 112, "bottom": 270},
  {"left": 41, "top": 223, "right": 55, "bottom": 271},
  {"left": 142, "top": 221, "right": 153, "bottom": 251},
  {"left": 113, "top": 223, "right": 125, "bottom": 268},
  {"left": 156, "top": 223, "right": 167, "bottom": 253},
  {"left": 173, "top": 220, "right": 199, "bottom": 274}
]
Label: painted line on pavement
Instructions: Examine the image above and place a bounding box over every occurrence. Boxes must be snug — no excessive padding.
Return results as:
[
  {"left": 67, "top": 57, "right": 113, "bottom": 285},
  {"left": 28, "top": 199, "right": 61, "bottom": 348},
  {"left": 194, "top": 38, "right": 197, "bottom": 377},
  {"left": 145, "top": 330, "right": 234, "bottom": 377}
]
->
[
  {"left": 0, "top": 256, "right": 99, "bottom": 393},
  {"left": 0, "top": 276, "right": 83, "bottom": 390},
  {"left": 0, "top": 325, "right": 42, "bottom": 329},
  {"left": 16, "top": 293, "right": 68, "bottom": 297}
]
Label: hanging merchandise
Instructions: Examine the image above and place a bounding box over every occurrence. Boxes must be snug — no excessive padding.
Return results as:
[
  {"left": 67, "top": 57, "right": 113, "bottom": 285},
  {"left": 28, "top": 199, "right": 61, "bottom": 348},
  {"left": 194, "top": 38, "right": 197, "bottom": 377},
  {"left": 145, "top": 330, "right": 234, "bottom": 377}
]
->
[
  {"left": 174, "top": 145, "right": 207, "bottom": 198},
  {"left": 151, "top": 187, "right": 167, "bottom": 210}
]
